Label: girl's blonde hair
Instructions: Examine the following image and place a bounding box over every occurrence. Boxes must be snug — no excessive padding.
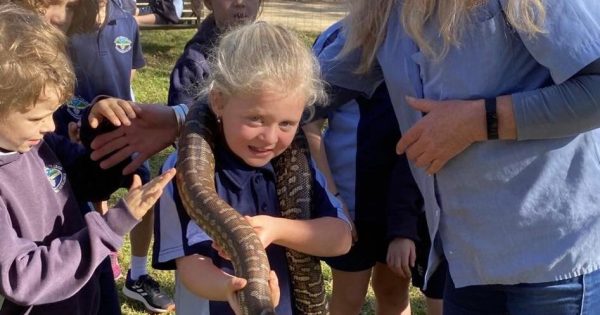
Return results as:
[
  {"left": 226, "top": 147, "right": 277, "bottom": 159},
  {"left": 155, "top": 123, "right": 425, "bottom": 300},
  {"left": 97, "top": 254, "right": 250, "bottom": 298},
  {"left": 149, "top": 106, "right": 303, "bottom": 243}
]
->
[
  {"left": 0, "top": 3, "right": 75, "bottom": 115},
  {"left": 343, "top": 0, "right": 546, "bottom": 73},
  {"left": 205, "top": 21, "right": 327, "bottom": 108}
]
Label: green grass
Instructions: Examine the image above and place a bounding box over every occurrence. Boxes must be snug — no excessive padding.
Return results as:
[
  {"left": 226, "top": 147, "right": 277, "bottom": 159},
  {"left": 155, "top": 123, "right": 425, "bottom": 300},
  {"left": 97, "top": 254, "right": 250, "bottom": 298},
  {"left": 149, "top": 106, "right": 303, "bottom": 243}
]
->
[{"left": 116, "top": 28, "right": 427, "bottom": 315}]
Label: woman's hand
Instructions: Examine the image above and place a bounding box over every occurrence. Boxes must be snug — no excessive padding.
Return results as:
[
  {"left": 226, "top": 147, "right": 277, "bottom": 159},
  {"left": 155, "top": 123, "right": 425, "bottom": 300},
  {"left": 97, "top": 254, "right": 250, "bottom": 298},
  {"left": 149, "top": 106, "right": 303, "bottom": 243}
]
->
[
  {"left": 396, "top": 96, "right": 486, "bottom": 174},
  {"left": 90, "top": 104, "right": 179, "bottom": 174}
]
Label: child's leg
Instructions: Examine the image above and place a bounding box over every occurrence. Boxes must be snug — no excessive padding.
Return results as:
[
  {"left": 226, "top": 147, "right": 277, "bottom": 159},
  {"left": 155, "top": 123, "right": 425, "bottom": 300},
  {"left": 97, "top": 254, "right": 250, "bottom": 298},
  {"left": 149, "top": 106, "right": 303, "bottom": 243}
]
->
[
  {"left": 329, "top": 268, "right": 372, "bottom": 315},
  {"left": 129, "top": 208, "right": 154, "bottom": 277},
  {"left": 173, "top": 270, "right": 211, "bottom": 315},
  {"left": 326, "top": 221, "right": 379, "bottom": 315},
  {"left": 426, "top": 297, "right": 443, "bottom": 315},
  {"left": 123, "top": 162, "right": 174, "bottom": 313},
  {"left": 371, "top": 262, "right": 411, "bottom": 315},
  {"left": 128, "top": 160, "right": 155, "bottom": 281},
  {"left": 421, "top": 259, "right": 446, "bottom": 315}
]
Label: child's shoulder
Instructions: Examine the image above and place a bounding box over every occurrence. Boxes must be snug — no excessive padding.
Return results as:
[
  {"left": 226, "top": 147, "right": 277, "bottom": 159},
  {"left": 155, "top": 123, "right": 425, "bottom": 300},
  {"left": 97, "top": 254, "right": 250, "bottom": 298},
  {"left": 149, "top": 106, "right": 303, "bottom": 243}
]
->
[{"left": 107, "top": 0, "right": 139, "bottom": 26}]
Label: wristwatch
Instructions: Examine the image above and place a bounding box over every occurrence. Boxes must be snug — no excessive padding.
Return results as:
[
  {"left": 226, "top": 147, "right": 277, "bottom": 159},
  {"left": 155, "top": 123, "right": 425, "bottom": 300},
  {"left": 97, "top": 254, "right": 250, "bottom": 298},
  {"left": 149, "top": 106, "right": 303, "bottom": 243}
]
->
[{"left": 485, "top": 97, "right": 499, "bottom": 140}]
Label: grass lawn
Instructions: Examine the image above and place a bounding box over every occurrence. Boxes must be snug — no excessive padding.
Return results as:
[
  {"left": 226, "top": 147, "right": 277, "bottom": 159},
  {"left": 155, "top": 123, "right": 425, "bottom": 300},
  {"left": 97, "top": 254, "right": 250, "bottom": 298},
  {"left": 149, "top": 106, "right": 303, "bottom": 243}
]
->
[{"left": 114, "top": 28, "right": 428, "bottom": 315}]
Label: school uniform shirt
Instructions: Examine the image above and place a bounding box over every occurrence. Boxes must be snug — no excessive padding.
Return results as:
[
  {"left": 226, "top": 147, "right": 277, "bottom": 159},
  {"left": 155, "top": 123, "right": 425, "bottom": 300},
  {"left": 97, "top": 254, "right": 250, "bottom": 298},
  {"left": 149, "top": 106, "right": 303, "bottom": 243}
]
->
[
  {"left": 153, "top": 139, "right": 348, "bottom": 315},
  {"left": 168, "top": 14, "right": 219, "bottom": 107},
  {"left": 0, "top": 133, "right": 137, "bottom": 315},
  {"left": 312, "top": 22, "right": 422, "bottom": 242},
  {"left": 318, "top": 0, "right": 600, "bottom": 288},
  {"left": 53, "top": 0, "right": 144, "bottom": 137}
]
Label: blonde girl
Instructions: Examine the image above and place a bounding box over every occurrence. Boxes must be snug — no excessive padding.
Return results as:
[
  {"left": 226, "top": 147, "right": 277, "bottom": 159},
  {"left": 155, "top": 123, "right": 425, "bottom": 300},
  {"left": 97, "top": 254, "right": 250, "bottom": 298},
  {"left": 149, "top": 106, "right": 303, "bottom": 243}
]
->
[{"left": 153, "top": 22, "right": 352, "bottom": 315}]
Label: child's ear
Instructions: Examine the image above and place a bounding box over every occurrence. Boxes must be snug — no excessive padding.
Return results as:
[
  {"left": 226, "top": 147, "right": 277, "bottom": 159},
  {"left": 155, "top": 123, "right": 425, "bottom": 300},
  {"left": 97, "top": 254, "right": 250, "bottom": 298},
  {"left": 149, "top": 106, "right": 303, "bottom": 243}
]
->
[{"left": 208, "top": 90, "right": 224, "bottom": 118}]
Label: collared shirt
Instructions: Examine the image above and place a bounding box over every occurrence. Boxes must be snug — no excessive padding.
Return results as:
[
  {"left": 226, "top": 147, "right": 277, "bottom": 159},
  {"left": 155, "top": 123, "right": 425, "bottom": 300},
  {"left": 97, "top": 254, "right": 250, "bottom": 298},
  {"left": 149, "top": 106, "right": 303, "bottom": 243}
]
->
[
  {"left": 153, "top": 138, "right": 347, "bottom": 315},
  {"left": 313, "top": 22, "right": 422, "bottom": 240},
  {"left": 70, "top": 0, "right": 144, "bottom": 102},
  {"left": 319, "top": 0, "right": 600, "bottom": 287},
  {"left": 54, "top": 0, "right": 144, "bottom": 137}
]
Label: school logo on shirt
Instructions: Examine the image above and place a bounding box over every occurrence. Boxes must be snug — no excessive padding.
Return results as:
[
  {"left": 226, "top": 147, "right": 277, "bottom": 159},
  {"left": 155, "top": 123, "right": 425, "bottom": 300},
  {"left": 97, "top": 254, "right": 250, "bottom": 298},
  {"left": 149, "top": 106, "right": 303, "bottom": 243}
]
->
[
  {"left": 45, "top": 165, "right": 66, "bottom": 192},
  {"left": 114, "top": 36, "right": 133, "bottom": 53},
  {"left": 66, "top": 96, "right": 90, "bottom": 120}
]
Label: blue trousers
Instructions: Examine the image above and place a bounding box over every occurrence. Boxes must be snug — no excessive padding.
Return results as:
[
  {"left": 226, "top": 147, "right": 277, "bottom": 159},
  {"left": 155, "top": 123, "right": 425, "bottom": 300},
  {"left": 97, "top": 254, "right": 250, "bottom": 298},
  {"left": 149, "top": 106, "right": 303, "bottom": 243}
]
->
[{"left": 443, "top": 268, "right": 600, "bottom": 315}]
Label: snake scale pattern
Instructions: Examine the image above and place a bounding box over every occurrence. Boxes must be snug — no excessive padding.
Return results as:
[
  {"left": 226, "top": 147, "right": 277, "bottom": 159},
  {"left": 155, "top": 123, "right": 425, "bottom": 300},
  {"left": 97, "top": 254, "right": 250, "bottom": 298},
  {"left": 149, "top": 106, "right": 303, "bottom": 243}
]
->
[{"left": 176, "top": 103, "right": 328, "bottom": 315}]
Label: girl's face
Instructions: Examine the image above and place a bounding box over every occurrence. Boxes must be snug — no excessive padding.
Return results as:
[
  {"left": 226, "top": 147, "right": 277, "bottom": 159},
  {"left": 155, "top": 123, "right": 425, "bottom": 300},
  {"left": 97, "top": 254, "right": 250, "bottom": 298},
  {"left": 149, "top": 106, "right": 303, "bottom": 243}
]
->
[
  {"left": 204, "top": 0, "right": 260, "bottom": 30},
  {"left": 210, "top": 88, "right": 306, "bottom": 167},
  {"left": 43, "top": 0, "right": 79, "bottom": 33}
]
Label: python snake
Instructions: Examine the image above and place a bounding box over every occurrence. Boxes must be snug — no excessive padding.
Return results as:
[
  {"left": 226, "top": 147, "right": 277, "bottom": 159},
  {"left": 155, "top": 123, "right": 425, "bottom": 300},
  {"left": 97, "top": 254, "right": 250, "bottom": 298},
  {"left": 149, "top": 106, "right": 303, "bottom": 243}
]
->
[{"left": 176, "top": 103, "right": 328, "bottom": 315}]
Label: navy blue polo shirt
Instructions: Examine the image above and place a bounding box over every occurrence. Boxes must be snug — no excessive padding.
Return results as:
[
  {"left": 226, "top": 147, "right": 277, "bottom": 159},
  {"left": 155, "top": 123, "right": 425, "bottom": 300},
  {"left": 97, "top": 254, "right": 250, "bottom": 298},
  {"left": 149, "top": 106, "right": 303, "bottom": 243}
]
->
[
  {"left": 312, "top": 21, "right": 423, "bottom": 241},
  {"left": 153, "top": 139, "right": 347, "bottom": 315},
  {"left": 54, "top": 0, "right": 144, "bottom": 137}
]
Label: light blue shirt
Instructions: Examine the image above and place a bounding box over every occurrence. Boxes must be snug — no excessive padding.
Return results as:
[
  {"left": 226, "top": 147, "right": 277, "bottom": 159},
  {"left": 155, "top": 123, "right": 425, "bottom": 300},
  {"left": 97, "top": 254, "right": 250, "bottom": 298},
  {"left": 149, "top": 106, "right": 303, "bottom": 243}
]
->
[{"left": 319, "top": 0, "right": 600, "bottom": 287}]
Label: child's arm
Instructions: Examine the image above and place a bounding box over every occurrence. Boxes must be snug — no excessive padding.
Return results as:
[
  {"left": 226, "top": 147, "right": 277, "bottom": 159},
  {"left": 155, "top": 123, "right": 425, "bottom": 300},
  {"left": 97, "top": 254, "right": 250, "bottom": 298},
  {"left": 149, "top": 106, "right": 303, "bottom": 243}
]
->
[
  {"left": 384, "top": 154, "right": 424, "bottom": 278},
  {"left": 303, "top": 121, "right": 357, "bottom": 241},
  {"left": 90, "top": 104, "right": 179, "bottom": 174},
  {"left": 168, "top": 44, "right": 210, "bottom": 107},
  {"left": 386, "top": 154, "right": 424, "bottom": 243},
  {"left": 246, "top": 215, "right": 351, "bottom": 257},
  {"left": 176, "top": 254, "right": 280, "bottom": 314},
  {"left": 0, "top": 170, "right": 174, "bottom": 305},
  {"left": 246, "top": 164, "right": 352, "bottom": 257},
  {"left": 303, "top": 120, "right": 340, "bottom": 197},
  {"left": 386, "top": 237, "right": 416, "bottom": 279}
]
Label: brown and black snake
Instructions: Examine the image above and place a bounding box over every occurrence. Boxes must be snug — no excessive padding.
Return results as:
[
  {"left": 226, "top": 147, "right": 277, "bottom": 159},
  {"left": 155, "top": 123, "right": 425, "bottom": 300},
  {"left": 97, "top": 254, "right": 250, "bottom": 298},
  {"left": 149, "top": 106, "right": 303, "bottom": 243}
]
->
[{"left": 176, "top": 103, "right": 328, "bottom": 315}]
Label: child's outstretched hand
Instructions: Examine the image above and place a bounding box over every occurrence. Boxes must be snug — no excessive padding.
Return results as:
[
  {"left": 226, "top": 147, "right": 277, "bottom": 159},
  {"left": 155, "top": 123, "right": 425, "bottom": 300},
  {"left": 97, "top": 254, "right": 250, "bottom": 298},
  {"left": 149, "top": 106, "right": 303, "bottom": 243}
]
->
[
  {"left": 386, "top": 237, "right": 416, "bottom": 279},
  {"left": 124, "top": 168, "right": 176, "bottom": 220},
  {"left": 226, "top": 271, "right": 280, "bottom": 315},
  {"left": 89, "top": 97, "right": 141, "bottom": 128}
]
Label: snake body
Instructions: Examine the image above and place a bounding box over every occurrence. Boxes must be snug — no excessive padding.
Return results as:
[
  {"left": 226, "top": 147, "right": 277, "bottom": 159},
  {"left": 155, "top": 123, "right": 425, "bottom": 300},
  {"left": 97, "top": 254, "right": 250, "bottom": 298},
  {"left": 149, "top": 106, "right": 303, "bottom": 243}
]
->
[
  {"left": 176, "top": 103, "right": 328, "bottom": 314},
  {"left": 272, "top": 134, "right": 328, "bottom": 314}
]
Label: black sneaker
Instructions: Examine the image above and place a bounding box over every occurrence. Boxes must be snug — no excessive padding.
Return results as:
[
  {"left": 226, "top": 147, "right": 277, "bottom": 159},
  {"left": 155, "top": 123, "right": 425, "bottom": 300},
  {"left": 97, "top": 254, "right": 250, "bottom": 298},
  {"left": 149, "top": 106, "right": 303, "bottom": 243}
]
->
[{"left": 123, "top": 270, "right": 175, "bottom": 313}]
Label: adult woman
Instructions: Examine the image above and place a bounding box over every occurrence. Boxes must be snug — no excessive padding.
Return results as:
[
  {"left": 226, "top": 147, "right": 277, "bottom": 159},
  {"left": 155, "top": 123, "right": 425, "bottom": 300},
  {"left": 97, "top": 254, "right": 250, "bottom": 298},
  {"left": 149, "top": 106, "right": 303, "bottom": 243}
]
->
[{"left": 315, "top": 0, "right": 600, "bottom": 314}]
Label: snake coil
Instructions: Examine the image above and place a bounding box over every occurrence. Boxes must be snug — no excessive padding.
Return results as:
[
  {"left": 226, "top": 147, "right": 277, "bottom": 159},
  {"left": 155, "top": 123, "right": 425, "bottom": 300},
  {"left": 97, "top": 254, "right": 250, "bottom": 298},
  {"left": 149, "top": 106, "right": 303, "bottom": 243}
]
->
[{"left": 176, "top": 103, "right": 328, "bottom": 314}]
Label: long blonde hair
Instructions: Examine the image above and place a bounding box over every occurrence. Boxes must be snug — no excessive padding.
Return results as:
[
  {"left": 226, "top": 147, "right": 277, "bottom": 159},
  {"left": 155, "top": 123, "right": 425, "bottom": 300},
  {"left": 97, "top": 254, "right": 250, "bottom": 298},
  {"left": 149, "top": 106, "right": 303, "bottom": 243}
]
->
[{"left": 344, "top": 0, "right": 546, "bottom": 73}]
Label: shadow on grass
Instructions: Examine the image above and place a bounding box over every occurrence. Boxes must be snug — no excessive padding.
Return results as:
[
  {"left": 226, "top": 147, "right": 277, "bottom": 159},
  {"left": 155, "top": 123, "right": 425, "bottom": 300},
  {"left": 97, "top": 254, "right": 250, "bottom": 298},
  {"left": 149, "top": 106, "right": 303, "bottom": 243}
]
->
[{"left": 140, "top": 42, "right": 179, "bottom": 56}]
